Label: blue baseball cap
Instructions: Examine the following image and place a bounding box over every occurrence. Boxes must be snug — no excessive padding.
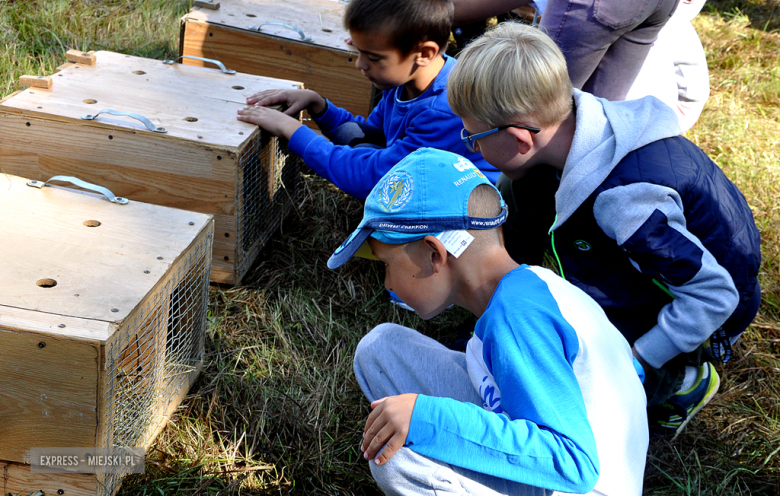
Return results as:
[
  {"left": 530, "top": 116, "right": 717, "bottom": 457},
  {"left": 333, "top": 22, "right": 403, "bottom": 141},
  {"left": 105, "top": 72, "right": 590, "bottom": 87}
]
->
[{"left": 327, "top": 148, "right": 507, "bottom": 269}]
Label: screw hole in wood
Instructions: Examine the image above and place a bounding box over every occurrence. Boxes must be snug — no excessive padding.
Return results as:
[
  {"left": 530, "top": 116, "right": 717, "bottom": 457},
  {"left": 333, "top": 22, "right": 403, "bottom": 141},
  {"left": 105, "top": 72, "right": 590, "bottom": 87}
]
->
[{"left": 37, "top": 278, "right": 57, "bottom": 288}]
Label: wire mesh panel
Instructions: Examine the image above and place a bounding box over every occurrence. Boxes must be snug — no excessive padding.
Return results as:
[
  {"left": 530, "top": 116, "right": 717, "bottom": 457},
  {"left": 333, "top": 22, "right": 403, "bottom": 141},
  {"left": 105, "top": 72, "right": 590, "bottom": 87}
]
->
[
  {"left": 235, "top": 133, "right": 301, "bottom": 279},
  {"left": 99, "top": 232, "right": 212, "bottom": 496}
]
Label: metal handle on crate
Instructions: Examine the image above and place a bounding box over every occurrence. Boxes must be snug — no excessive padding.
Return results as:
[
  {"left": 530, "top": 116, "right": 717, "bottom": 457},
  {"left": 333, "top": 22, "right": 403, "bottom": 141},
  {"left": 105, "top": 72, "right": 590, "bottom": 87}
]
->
[
  {"left": 26, "top": 176, "right": 130, "bottom": 205},
  {"left": 248, "top": 22, "right": 313, "bottom": 42},
  {"left": 81, "top": 109, "right": 168, "bottom": 133},
  {"left": 162, "top": 55, "right": 237, "bottom": 75}
]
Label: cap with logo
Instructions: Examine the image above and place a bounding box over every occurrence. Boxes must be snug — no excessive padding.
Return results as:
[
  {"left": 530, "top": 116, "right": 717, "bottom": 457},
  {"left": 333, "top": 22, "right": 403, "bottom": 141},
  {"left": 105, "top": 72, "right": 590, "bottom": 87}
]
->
[{"left": 327, "top": 148, "right": 507, "bottom": 269}]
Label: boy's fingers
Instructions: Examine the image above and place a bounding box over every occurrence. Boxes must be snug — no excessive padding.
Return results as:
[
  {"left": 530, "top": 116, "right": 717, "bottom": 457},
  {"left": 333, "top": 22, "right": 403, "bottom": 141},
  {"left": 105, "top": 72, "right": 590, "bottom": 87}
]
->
[
  {"left": 363, "top": 421, "right": 395, "bottom": 461},
  {"left": 374, "top": 432, "right": 405, "bottom": 466},
  {"left": 362, "top": 401, "right": 385, "bottom": 440},
  {"left": 246, "top": 91, "right": 272, "bottom": 103},
  {"left": 237, "top": 106, "right": 271, "bottom": 125},
  {"left": 282, "top": 101, "right": 307, "bottom": 116},
  {"left": 247, "top": 90, "right": 285, "bottom": 105}
]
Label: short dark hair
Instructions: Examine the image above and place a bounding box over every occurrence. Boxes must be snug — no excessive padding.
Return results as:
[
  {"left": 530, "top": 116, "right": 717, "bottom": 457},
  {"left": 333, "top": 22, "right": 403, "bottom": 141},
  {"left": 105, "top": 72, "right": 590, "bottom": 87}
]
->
[
  {"left": 344, "top": 0, "right": 453, "bottom": 55},
  {"left": 467, "top": 184, "right": 503, "bottom": 246}
]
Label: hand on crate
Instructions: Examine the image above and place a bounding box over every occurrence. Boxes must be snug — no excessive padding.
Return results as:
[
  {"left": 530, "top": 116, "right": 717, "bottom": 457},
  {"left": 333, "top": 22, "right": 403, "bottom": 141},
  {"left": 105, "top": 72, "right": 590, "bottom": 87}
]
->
[
  {"left": 237, "top": 105, "right": 302, "bottom": 139},
  {"left": 246, "top": 88, "right": 327, "bottom": 117},
  {"left": 360, "top": 393, "right": 418, "bottom": 466}
]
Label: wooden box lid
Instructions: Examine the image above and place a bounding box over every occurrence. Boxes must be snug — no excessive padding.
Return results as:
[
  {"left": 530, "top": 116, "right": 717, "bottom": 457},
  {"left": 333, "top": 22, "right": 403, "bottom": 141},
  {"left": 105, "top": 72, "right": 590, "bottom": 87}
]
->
[
  {"left": 0, "top": 174, "right": 213, "bottom": 339},
  {"left": 184, "top": 0, "right": 354, "bottom": 52},
  {"left": 0, "top": 50, "right": 302, "bottom": 149}
]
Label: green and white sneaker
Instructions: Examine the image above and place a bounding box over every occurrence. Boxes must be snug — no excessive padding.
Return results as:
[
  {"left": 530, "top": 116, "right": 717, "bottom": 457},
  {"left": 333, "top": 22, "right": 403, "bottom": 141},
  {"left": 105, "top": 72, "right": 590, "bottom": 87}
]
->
[{"left": 649, "top": 362, "right": 720, "bottom": 440}]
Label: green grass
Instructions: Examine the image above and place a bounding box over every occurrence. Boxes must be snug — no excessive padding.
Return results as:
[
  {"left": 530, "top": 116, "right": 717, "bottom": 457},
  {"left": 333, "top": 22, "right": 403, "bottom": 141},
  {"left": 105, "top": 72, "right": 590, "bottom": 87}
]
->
[{"left": 1, "top": 0, "right": 780, "bottom": 494}]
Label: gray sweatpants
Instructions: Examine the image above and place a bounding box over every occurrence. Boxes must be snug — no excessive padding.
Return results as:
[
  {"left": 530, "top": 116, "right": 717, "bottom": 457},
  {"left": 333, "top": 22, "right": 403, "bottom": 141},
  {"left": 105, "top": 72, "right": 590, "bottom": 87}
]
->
[{"left": 353, "top": 323, "right": 554, "bottom": 496}]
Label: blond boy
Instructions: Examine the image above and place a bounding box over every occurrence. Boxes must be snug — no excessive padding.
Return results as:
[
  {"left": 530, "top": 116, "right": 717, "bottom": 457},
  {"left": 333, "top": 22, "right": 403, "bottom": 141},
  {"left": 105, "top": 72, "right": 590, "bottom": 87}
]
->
[{"left": 448, "top": 22, "right": 761, "bottom": 438}]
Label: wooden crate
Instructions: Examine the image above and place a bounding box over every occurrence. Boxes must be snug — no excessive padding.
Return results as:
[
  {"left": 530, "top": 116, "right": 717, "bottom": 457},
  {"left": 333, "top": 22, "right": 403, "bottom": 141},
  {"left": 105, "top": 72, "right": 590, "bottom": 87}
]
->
[
  {"left": 0, "top": 50, "right": 304, "bottom": 285},
  {"left": 180, "top": 0, "right": 376, "bottom": 126},
  {"left": 0, "top": 173, "right": 214, "bottom": 496}
]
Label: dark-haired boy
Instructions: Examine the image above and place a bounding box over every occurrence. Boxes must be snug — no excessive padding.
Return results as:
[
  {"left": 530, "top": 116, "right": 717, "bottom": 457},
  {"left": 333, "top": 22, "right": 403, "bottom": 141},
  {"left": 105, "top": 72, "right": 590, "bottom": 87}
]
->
[
  {"left": 237, "top": 0, "right": 497, "bottom": 199},
  {"left": 329, "top": 148, "right": 649, "bottom": 495}
]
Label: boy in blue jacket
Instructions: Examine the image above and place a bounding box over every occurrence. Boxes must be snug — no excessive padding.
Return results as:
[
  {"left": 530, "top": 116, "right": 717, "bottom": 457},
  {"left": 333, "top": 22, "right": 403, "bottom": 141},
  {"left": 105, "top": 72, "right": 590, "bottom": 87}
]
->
[
  {"left": 236, "top": 0, "right": 497, "bottom": 199},
  {"left": 447, "top": 22, "right": 762, "bottom": 438},
  {"left": 329, "top": 148, "right": 649, "bottom": 496}
]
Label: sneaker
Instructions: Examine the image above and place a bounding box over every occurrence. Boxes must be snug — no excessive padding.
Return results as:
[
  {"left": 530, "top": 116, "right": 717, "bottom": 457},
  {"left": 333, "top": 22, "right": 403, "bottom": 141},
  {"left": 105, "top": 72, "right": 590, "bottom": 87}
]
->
[
  {"left": 388, "top": 290, "right": 414, "bottom": 311},
  {"left": 649, "top": 362, "right": 720, "bottom": 439}
]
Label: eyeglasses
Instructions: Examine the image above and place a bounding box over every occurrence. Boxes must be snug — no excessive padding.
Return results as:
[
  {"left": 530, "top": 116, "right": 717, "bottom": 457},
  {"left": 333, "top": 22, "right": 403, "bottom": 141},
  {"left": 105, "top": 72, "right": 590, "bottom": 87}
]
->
[{"left": 460, "top": 124, "right": 541, "bottom": 153}]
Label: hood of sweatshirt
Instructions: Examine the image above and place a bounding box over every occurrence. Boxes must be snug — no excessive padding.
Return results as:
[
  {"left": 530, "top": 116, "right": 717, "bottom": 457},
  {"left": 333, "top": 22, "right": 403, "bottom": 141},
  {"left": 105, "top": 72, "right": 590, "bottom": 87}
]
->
[{"left": 551, "top": 89, "right": 681, "bottom": 230}]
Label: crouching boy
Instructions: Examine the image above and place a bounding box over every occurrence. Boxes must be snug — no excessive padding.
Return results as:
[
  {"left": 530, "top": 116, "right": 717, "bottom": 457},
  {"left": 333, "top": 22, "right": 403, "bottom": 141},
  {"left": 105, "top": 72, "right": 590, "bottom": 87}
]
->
[
  {"left": 447, "top": 22, "right": 761, "bottom": 438},
  {"left": 328, "top": 148, "right": 648, "bottom": 495},
  {"left": 237, "top": 0, "right": 498, "bottom": 199}
]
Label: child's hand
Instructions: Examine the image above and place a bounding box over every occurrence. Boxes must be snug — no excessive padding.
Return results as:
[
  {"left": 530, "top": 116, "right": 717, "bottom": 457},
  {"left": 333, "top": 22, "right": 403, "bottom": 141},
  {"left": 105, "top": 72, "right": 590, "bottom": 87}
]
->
[
  {"left": 246, "top": 89, "right": 326, "bottom": 117},
  {"left": 237, "top": 105, "right": 302, "bottom": 139},
  {"left": 361, "top": 394, "right": 418, "bottom": 466}
]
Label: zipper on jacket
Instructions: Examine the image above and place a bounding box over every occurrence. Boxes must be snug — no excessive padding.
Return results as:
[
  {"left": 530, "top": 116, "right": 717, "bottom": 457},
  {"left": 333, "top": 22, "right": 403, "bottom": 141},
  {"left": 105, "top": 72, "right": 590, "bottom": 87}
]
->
[
  {"left": 652, "top": 278, "right": 676, "bottom": 299},
  {"left": 549, "top": 215, "right": 565, "bottom": 280},
  {"left": 549, "top": 215, "right": 675, "bottom": 299}
]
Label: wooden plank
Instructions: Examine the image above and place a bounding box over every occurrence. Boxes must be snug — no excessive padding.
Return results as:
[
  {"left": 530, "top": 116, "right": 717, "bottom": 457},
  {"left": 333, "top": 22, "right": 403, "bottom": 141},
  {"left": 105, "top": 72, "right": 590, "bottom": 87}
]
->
[
  {"left": 210, "top": 260, "right": 236, "bottom": 285},
  {"left": 180, "top": 19, "right": 373, "bottom": 122},
  {"left": 0, "top": 147, "right": 239, "bottom": 284},
  {"left": 0, "top": 112, "right": 243, "bottom": 182},
  {"left": 0, "top": 306, "right": 113, "bottom": 342},
  {"left": 0, "top": 173, "right": 213, "bottom": 322},
  {"left": 194, "top": 0, "right": 220, "bottom": 8},
  {"left": 34, "top": 152, "right": 238, "bottom": 212},
  {"left": 19, "top": 75, "right": 53, "bottom": 89},
  {"left": 184, "top": 0, "right": 353, "bottom": 49},
  {"left": 0, "top": 148, "right": 39, "bottom": 171},
  {"left": 65, "top": 49, "right": 97, "bottom": 66},
  {"left": 212, "top": 213, "right": 238, "bottom": 281},
  {"left": 0, "top": 51, "right": 301, "bottom": 147},
  {"left": 0, "top": 329, "right": 99, "bottom": 463},
  {"left": 1, "top": 461, "right": 100, "bottom": 496}
]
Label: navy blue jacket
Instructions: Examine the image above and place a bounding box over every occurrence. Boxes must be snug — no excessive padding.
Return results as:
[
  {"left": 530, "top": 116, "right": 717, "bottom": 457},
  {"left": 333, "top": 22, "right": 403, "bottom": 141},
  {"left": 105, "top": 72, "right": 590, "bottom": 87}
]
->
[
  {"left": 553, "top": 136, "right": 760, "bottom": 351},
  {"left": 549, "top": 91, "right": 761, "bottom": 369}
]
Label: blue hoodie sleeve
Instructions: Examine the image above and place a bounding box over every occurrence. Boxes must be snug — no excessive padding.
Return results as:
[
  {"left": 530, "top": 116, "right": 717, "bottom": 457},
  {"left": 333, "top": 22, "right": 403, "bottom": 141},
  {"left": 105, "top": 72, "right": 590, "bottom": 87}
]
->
[
  {"left": 288, "top": 106, "right": 470, "bottom": 199},
  {"left": 405, "top": 289, "right": 600, "bottom": 493},
  {"left": 311, "top": 97, "right": 386, "bottom": 137},
  {"left": 593, "top": 182, "right": 739, "bottom": 368}
]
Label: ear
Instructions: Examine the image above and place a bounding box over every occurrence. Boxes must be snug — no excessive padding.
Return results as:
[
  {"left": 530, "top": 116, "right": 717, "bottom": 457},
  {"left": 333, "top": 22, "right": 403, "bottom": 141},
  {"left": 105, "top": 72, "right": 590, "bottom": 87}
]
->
[
  {"left": 414, "top": 41, "right": 441, "bottom": 67},
  {"left": 506, "top": 126, "right": 535, "bottom": 155},
  {"left": 423, "top": 235, "right": 449, "bottom": 273}
]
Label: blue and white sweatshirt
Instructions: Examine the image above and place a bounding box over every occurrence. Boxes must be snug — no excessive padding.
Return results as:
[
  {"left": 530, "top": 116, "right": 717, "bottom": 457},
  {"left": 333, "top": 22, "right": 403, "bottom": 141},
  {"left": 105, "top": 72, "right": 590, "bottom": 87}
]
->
[
  {"left": 288, "top": 55, "right": 498, "bottom": 199},
  {"left": 407, "top": 266, "right": 649, "bottom": 495},
  {"left": 550, "top": 90, "right": 760, "bottom": 369}
]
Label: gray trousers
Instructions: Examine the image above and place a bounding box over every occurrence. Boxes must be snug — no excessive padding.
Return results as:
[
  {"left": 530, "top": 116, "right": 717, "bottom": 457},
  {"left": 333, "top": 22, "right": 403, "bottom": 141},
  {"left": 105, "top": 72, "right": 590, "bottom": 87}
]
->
[
  {"left": 540, "top": 0, "right": 679, "bottom": 101},
  {"left": 353, "top": 323, "right": 554, "bottom": 496}
]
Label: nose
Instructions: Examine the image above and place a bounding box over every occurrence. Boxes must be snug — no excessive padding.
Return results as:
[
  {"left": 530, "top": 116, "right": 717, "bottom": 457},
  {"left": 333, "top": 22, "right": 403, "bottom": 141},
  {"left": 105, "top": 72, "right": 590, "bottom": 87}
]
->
[{"left": 355, "top": 52, "right": 369, "bottom": 72}]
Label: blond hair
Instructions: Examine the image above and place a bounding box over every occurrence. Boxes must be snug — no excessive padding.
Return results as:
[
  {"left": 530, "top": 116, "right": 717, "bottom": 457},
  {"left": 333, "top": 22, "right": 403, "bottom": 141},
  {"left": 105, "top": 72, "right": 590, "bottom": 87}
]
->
[{"left": 448, "top": 22, "right": 573, "bottom": 128}]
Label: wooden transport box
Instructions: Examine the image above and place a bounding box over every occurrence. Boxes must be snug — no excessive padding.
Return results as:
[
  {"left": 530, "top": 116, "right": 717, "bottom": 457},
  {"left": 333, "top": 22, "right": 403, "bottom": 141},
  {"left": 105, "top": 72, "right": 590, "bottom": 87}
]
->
[
  {"left": 180, "top": 0, "right": 376, "bottom": 126},
  {"left": 0, "top": 173, "right": 214, "bottom": 496},
  {"left": 0, "top": 50, "right": 304, "bottom": 285}
]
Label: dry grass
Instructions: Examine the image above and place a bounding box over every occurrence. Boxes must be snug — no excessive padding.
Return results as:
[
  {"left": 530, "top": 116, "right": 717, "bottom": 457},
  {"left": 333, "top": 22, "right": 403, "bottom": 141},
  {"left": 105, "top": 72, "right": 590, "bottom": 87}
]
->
[
  {"left": 1, "top": 0, "right": 779, "bottom": 494},
  {"left": 642, "top": 3, "right": 780, "bottom": 495}
]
